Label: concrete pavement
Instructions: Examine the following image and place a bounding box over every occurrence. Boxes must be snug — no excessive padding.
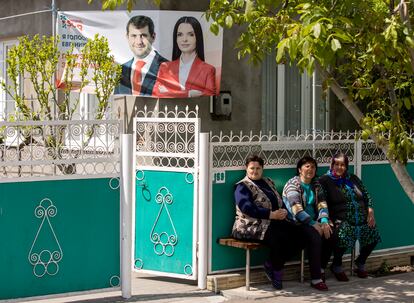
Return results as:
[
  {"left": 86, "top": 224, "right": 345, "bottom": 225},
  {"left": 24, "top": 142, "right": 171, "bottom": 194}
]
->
[
  {"left": 222, "top": 271, "right": 414, "bottom": 303},
  {"left": 15, "top": 271, "right": 414, "bottom": 303}
]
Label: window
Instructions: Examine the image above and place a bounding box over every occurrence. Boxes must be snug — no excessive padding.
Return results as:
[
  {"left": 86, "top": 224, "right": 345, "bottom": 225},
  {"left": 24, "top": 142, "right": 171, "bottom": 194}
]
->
[
  {"left": 262, "top": 55, "right": 329, "bottom": 135},
  {"left": 68, "top": 92, "right": 113, "bottom": 120},
  {"left": 65, "top": 91, "right": 114, "bottom": 148},
  {"left": 0, "top": 39, "right": 19, "bottom": 119}
]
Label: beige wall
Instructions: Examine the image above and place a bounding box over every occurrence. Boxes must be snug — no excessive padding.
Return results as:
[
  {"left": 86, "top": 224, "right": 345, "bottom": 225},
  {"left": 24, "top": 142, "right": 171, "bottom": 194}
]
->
[{"left": 1, "top": 0, "right": 358, "bottom": 134}]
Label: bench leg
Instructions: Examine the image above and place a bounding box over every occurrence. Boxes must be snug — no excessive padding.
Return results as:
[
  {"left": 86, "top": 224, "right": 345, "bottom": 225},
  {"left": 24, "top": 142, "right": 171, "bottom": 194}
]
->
[
  {"left": 351, "top": 247, "right": 355, "bottom": 276},
  {"left": 300, "top": 249, "right": 305, "bottom": 283},
  {"left": 246, "top": 248, "right": 250, "bottom": 291}
]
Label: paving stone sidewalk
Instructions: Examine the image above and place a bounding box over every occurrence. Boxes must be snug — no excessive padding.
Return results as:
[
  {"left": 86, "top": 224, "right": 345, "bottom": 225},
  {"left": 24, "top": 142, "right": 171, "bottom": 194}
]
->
[
  {"left": 18, "top": 271, "right": 414, "bottom": 303},
  {"left": 222, "top": 271, "right": 414, "bottom": 303}
]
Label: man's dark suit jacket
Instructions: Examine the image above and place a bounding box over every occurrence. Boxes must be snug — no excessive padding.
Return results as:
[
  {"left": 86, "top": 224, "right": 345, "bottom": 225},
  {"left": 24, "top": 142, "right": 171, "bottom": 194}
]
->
[{"left": 114, "top": 51, "right": 167, "bottom": 96}]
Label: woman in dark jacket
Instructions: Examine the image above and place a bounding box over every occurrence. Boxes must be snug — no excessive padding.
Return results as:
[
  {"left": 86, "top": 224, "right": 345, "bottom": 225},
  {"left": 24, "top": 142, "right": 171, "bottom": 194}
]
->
[
  {"left": 232, "top": 155, "right": 301, "bottom": 290},
  {"left": 319, "top": 152, "right": 381, "bottom": 281}
]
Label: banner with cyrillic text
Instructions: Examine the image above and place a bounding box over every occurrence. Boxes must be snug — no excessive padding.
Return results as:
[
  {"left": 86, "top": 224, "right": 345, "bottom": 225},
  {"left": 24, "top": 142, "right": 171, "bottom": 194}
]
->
[{"left": 57, "top": 11, "right": 223, "bottom": 98}]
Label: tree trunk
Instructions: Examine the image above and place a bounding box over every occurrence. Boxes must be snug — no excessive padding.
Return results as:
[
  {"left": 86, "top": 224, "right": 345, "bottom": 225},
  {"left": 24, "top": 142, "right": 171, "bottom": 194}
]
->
[
  {"left": 315, "top": 62, "right": 414, "bottom": 205},
  {"left": 390, "top": 160, "right": 414, "bottom": 202}
]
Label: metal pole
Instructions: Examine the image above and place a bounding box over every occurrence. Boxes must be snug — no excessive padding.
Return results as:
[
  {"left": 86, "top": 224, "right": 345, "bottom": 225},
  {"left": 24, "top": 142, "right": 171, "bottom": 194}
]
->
[
  {"left": 121, "top": 134, "right": 133, "bottom": 299},
  {"left": 300, "top": 249, "right": 305, "bottom": 283},
  {"left": 51, "top": 0, "right": 57, "bottom": 119},
  {"left": 197, "top": 132, "right": 209, "bottom": 289},
  {"left": 312, "top": 71, "right": 316, "bottom": 134},
  {"left": 51, "top": 0, "right": 56, "bottom": 37},
  {"left": 312, "top": 71, "right": 317, "bottom": 157},
  {"left": 245, "top": 249, "right": 250, "bottom": 291},
  {"left": 353, "top": 139, "right": 362, "bottom": 263}
]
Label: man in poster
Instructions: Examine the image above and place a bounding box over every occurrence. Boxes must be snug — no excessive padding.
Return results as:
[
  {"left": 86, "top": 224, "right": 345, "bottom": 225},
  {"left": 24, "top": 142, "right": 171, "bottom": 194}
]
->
[{"left": 114, "top": 15, "right": 167, "bottom": 96}]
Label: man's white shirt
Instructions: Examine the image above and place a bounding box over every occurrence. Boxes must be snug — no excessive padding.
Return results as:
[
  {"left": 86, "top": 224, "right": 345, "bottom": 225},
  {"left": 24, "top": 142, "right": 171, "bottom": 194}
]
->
[{"left": 131, "top": 48, "right": 156, "bottom": 85}]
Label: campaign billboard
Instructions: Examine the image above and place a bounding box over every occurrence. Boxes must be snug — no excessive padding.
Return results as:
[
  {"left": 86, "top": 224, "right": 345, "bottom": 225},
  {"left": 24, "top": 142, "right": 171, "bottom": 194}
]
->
[{"left": 57, "top": 11, "right": 223, "bottom": 98}]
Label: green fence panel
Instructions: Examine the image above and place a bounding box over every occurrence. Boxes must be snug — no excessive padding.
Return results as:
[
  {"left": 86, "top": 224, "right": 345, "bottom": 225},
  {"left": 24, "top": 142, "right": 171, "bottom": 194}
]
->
[
  {"left": 135, "top": 170, "right": 194, "bottom": 276},
  {"left": 0, "top": 178, "right": 120, "bottom": 300},
  {"left": 361, "top": 163, "right": 414, "bottom": 250}
]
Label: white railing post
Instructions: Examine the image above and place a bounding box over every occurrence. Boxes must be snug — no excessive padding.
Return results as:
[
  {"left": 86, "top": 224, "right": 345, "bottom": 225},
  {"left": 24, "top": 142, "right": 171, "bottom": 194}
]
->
[
  {"left": 121, "top": 134, "right": 134, "bottom": 298},
  {"left": 354, "top": 139, "right": 362, "bottom": 179},
  {"left": 353, "top": 138, "right": 363, "bottom": 266},
  {"left": 198, "top": 133, "right": 209, "bottom": 289}
]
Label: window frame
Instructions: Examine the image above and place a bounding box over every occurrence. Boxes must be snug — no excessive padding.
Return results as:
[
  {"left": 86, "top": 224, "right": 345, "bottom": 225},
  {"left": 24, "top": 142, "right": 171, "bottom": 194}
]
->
[{"left": 0, "top": 39, "right": 20, "bottom": 119}]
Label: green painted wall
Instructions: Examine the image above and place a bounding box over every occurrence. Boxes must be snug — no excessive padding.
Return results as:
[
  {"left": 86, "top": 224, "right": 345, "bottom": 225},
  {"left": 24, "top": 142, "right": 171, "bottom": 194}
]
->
[
  {"left": 135, "top": 170, "right": 194, "bottom": 276},
  {"left": 0, "top": 178, "right": 120, "bottom": 300},
  {"left": 361, "top": 163, "right": 414, "bottom": 250}
]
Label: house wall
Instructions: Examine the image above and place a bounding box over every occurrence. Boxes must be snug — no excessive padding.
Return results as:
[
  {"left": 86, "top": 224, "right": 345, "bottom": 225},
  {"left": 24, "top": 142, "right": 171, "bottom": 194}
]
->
[
  {"left": 0, "top": 0, "right": 262, "bottom": 133},
  {"left": 0, "top": 0, "right": 358, "bottom": 134}
]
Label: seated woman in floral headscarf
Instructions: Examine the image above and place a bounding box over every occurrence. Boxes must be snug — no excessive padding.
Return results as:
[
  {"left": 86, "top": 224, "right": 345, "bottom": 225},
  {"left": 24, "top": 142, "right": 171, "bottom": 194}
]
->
[{"left": 319, "top": 152, "right": 381, "bottom": 281}]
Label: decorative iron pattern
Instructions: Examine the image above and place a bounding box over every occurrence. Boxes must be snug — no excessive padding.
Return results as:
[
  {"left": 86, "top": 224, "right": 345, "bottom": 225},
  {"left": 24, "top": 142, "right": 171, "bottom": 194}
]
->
[
  {"left": 28, "top": 198, "right": 63, "bottom": 278},
  {"left": 134, "top": 258, "right": 144, "bottom": 270},
  {"left": 361, "top": 141, "right": 388, "bottom": 163},
  {"left": 184, "top": 264, "right": 193, "bottom": 276},
  {"left": 109, "top": 275, "right": 120, "bottom": 287},
  {"left": 210, "top": 131, "right": 358, "bottom": 170},
  {"left": 150, "top": 187, "right": 178, "bottom": 257},
  {"left": 135, "top": 105, "right": 199, "bottom": 170},
  {"left": 0, "top": 119, "right": 121, "bottom": 179},
  {"left": 0, "top": 111, "right": 119, "bottom": 122}
]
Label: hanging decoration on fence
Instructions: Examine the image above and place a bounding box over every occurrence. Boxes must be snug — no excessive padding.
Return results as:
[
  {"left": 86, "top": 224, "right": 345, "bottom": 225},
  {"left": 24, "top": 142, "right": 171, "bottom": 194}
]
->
[
  {"left": 150, "top": 187, "right": 178, "bottom": 256},
  {"left": 28, "top": 198, "right": 63, "bottom": 278},
  {"left": 57, "top": 11, "right": 223, "bottom": 98}
]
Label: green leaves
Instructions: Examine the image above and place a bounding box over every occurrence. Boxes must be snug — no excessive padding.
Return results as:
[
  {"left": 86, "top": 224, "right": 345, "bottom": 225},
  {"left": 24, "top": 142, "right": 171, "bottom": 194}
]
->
[
  {"left": 88, "top": 0, "right": 160, "bottom": 12},
  {"left": 245, "top": 0, "right": 254, "bottom": 15},
  {"left": 206, "top": 0, "right": 414, "bottom": 164},
  {"left": 82, "top": 34, "right": 121, "bottom": 120},
  {"left": 210, "top": 22, "right": 220, "bottom": 35},
  {"left": 331, "top": 38, "right": 341, "bottom": 51},
  {"left": 225, "top": 15, "right": 233, "bottom": 28},
  {"left": 2, "top": 33, "right": 120, "bottom": 121},
  {"left": 276, "top": 39, "right": 288, "bottom": 63},
  {"left": 312, "top": 23, "right": 321, "bottom": 38},
  {"left": 406, "top": 36, "right": 414, "bottom": 48},
  {"left": 403, "top": 97, "right": 411, "bottom": 110},
  {"left": 383, "top": 18, "right": 399, "bottom": 48}
]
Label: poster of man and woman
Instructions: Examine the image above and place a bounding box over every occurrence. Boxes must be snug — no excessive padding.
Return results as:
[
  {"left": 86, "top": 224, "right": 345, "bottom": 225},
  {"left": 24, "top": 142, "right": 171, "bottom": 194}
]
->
[{"left": 57, "top": 11, "right": 223, "bottom": 99}]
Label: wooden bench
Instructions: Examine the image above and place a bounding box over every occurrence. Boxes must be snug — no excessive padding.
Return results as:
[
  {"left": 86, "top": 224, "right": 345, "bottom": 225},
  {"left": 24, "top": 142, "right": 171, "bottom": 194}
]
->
[{"left": 218, "top": 237, "right": 304, "bottom": 290}]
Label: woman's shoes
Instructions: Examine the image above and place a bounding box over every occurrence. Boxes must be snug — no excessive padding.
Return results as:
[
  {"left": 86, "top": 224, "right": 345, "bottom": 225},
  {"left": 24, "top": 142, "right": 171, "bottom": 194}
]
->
[
  {"left": 330, "top": 265, "right": 349, "bottom": 282},
  {"left": 310, "top": 281, "right": 328, "bottom": 291},
  {"left": 332, "top": 270, "right": 349, "bottom": 281},
  {"left": 353, "top": 268, "right": 369, "bottom": 278},
  {"left": 331, "top": 270, "right": 349, "bottom": 282},
  {"left": 263, "top": 262, "right": 283, "bottom": 290},
  {"left": 263, "top": 261, "right": 273, "bottom": 281}
]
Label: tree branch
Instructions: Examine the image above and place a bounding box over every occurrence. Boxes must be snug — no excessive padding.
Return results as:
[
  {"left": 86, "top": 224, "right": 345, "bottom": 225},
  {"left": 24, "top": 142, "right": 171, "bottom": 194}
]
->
[
  {"left": 397, "top": 0, "right": 414, "bottom": 72},
  {"left": 389, "top": 160, "right": 414, "bottom": 202},
  {"left": 316, "top": 60, "right": 414, "bottom": 205},
  {"left": 315, "top": 61, "right": 364, "bottom": 123}
]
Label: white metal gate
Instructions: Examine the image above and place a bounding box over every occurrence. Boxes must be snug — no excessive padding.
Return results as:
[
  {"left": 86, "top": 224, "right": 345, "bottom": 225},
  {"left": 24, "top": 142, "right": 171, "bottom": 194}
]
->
[{"left": 133, "top": 106, "right": 200, "bottom": 280}]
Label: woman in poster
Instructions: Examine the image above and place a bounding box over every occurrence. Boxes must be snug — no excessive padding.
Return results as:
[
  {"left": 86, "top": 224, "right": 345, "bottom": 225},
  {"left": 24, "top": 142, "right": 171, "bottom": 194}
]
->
[{"left": 154, "top": 16, "right": 217, "bottom": 98}]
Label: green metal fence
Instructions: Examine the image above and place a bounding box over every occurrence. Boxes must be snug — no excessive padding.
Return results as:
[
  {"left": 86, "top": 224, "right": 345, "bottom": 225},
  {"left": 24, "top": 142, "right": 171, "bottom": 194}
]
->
[
  {"left": 0, "top": 119, "right": 121, "bottom": 300},
  {"left": 209, "top": 132, "right": 414, "bottom": 273}
]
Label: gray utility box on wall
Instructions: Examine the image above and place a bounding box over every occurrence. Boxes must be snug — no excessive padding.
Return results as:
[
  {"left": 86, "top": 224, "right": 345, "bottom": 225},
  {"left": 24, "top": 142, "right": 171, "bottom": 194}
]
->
[{"left": 210, "top": 91, "right": 232, "bottom": 120}]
